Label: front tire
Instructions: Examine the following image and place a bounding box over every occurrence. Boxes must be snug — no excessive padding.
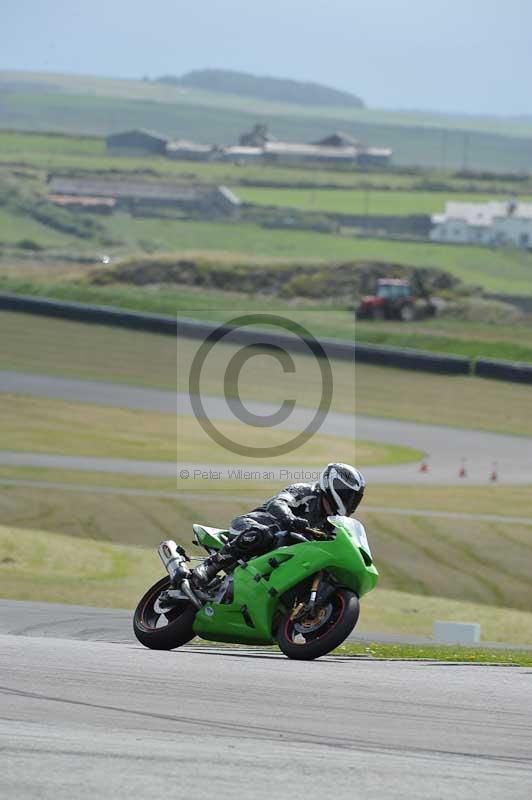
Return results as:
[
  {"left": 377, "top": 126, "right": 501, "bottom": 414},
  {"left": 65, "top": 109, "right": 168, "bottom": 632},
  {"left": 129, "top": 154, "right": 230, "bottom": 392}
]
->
[
  {"left": 276, "top": 589, "right": 360, "bottom": 660},
  {"left": 133, "top": 576, "right": 196, "bottom": 650}
]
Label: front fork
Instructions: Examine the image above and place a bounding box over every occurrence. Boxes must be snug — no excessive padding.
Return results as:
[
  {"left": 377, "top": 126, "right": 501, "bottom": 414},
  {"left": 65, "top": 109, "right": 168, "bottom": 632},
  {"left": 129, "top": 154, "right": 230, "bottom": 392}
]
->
[{"left": 290, "top": 571, "right": 322, "bottom": 621}]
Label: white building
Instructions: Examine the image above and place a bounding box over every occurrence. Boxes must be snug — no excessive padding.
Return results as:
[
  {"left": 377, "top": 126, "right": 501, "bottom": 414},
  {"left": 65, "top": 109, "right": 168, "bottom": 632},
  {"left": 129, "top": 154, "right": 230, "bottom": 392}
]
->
[{"left": 430, "top": 200, "right": 532, "bottom": 248}]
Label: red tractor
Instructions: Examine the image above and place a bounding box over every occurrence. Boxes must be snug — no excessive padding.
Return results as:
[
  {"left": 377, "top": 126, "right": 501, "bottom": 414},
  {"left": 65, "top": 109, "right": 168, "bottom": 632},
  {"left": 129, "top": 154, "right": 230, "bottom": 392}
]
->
[{"left": 357, "top": 278, "right": 436, "bottom": 322}]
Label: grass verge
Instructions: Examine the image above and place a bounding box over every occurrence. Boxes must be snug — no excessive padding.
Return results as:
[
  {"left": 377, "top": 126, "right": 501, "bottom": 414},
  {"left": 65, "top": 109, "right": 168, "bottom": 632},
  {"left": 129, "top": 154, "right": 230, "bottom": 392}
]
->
[
  {"left": 0, "top": 523, "right": 161, "bottom": 608},
  {"left": 357, "top": 587, "right": 532, "bottom": 643},
  {"left": 333, "top": 643, "right": 532, "bottom": 665},
  {"left": 0, "top": 393, "right": 422, "bottom": 467}
]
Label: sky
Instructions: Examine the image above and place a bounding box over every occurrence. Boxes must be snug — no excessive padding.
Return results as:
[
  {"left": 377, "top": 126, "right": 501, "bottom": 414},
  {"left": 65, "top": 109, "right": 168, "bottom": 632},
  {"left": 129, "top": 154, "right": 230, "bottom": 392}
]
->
[{"left": 3, "top": 0, "right": 532, "bottom": 116}]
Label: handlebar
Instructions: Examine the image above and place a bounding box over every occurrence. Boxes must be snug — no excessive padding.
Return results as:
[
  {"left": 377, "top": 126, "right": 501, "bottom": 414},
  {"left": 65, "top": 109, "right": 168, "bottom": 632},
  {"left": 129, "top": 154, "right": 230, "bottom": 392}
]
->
[
  {"left": 275, "top": 527, "right": 331, "bottom": 544},
  {"left": 291, "top": 527, "right": 330, "bottom": 541}
]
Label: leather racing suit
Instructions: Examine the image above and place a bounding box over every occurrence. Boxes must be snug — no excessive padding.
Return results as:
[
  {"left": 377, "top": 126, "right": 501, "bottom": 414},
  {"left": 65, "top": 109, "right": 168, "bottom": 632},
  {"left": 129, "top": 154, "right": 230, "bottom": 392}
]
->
[{"left": 215, "top": 482, "right": 330, "bottom": 570}]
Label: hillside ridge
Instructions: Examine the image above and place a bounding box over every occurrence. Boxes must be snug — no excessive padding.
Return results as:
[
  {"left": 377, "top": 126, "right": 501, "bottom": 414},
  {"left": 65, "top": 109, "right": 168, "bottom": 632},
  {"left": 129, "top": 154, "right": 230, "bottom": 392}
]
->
[{"left": 154, "top": 68, "right": 365, "bottom": 109}]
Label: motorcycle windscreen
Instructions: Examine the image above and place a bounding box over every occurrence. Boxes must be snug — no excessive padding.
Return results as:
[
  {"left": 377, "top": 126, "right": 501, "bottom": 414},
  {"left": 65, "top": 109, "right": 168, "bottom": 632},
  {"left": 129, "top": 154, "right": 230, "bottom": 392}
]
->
[{"left": 328, "top": 515, "right": 372, "bottom": 561}]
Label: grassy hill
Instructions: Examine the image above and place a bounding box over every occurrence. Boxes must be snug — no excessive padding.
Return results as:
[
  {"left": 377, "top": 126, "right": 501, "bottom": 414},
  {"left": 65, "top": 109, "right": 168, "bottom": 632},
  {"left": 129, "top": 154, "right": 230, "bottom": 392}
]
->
[
  {"left": 2, "top": 71, "right": 532, "bottom": 171},
  {"left": 161, "top": 68, "right": 364, "bottom": 108}
]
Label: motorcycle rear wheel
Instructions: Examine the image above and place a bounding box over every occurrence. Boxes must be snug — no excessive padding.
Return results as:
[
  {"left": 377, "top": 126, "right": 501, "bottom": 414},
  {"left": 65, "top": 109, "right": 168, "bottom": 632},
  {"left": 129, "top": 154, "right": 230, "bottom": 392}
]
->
[
  {"left": 277, "top": 588, "right": 359, "bottom": 660},
  {"left": 133, "top": 576, "right": 196, "bottom": 650}
]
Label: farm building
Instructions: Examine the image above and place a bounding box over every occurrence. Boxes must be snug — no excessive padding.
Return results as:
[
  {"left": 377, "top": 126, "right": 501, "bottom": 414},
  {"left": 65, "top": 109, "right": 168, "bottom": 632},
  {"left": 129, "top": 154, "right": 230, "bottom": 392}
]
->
[
  {"left": 233, "top": 126, "right": 392, "bottom": 166},
  {"left": 222, "top": 146, "right": 264, "bottom": 163},
  {"left": 313, "top": 131, "right": 359, "bottom": 148},
  {"left": 262, "top": 140, "right": 358, "bottom": 165},
  {"left": 47, "top": 195, "right": 115, "bottom": 214},
  {"left": 106, "top": 129, "right": 170, "bottom": 155},
  {"left": 356, "top": 147, "right": 393, "bottom": 167},
  {"left": 166, "top": 140, "right": 217, "bottom": 161},
  {"left": 47, "top": 176, "right": 241, "bottom": 217},
  {"left": 239, "top": 123, "right": 275, "bottom": 147},
  {"left": 430, "top": 200, "right": 532, "bottom": 248},
  {"left": 315, "top": 132, "right": 392, "bottom": 166}
]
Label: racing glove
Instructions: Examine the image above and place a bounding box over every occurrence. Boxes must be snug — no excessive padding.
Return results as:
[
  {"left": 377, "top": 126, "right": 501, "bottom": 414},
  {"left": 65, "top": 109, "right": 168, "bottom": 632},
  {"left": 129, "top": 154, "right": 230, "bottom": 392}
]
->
[{"left": 290, "top": 516, "right": 311, "bottom": 533}]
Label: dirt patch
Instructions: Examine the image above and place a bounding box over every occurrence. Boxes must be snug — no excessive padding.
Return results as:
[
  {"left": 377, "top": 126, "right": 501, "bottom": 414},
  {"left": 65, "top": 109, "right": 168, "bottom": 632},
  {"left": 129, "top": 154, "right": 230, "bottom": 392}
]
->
[{"left": 91, "top": 255, "right": 462, "bottom": 301}]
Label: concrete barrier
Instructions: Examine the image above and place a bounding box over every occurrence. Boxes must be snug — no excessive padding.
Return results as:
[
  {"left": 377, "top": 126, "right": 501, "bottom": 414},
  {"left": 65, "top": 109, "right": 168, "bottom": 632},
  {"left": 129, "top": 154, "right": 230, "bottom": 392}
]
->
[
  {"left": 433, "top": 621, "right": 481, "bottom": 645},
  {"left": 474, "top": 357, "right": 532, "bottom": 385},
  {"left": 354, "top": 342, "right": 471, "bottom": 375},
  {"left": 7, "top": 292, "right": 532, "bottom": 382}
]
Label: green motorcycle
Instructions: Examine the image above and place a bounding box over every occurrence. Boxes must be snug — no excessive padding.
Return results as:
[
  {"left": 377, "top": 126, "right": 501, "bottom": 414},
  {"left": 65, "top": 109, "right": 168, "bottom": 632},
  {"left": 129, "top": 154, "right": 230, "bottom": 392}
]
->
[{"left": 133, "top": 516, "right": 378, "bottom": 660}]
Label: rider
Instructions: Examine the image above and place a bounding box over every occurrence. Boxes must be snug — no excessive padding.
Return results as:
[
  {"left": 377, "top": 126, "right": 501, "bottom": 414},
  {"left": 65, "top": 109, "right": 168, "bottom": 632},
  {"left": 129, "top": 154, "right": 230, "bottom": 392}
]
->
[{"left": 191, "top": 462, "right": 366, "bottom": 586}]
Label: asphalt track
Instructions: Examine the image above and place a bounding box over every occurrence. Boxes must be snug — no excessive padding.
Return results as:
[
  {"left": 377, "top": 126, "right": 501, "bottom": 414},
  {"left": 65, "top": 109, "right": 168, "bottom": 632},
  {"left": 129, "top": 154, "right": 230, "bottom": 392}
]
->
[
  {"left": 1, "top": 370, "right": 532, "bottom": 484},
  {"left": 1, "top": 601, "right": 531, "bottom": 800}
]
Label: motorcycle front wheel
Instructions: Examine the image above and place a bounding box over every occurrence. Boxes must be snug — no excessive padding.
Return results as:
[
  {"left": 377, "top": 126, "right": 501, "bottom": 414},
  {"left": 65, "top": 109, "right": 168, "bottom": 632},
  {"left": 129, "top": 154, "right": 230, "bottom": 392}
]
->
[
  {"left": 133, "top": 576, "right": 196, "bottom": 650},
  {"left": 277, "top": 588, "right": 359, "bottom": 660}
]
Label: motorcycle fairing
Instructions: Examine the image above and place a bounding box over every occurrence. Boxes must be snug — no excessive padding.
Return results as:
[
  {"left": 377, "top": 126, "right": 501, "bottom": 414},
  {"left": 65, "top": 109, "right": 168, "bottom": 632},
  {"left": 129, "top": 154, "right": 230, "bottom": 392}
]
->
[
  {"left": 192, "top": 524, "right": 233, "bottom": 551},
  {"left": 192, "top": 517, "right": 378, "bottom": 645}
]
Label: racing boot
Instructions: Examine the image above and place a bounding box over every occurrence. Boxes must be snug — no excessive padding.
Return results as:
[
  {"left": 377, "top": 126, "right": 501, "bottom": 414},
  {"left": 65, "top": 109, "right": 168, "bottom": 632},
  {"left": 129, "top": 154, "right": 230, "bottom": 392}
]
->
[{"left": 190, "top": 547, "right": 236, "bottom": 587}]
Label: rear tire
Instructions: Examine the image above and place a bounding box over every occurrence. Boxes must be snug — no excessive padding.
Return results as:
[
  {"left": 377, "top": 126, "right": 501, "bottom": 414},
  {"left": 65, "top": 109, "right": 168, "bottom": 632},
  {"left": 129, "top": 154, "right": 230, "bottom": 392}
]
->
[
  {"left": 133, "top": 576, "right": 196, "bottom": 650},
  {"left": 276, "top": 589, "right": 360, "bottom": 661}
]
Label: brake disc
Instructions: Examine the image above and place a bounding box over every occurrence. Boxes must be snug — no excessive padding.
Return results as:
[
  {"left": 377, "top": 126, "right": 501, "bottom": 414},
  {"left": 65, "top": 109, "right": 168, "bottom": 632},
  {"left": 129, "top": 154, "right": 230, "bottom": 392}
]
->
[{"left": 294, "top": 603, "right": 333, "bottom": 634}]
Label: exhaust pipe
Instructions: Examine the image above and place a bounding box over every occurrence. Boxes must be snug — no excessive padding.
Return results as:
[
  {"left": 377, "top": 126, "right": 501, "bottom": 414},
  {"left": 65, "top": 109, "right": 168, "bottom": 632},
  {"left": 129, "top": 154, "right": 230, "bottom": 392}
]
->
[
  {"left": 180, "top": 579, "right": 202, "bottom": 610},
  {"left": 158, "top": 540, "right": 202, "bottom": 609},
  {"left": 158, "top": 540, "right": 189, "bottom": 584}
]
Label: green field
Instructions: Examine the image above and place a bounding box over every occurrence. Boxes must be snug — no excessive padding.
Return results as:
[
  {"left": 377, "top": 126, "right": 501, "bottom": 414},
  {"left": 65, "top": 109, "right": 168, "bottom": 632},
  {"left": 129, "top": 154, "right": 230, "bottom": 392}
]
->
[
  {"left": 5, "top": 129, "right": 532, "bottom": 195},
  {"left": 2, "top": 211, "right": 532, "bottom": 297},
  {"left": 2, "top": 127, "right": 532, "bottom": 306},
  {"left": 354, "top": 315, "right": 532, "bottom": 362},
  {"left": 100, "top": 220, "right": 532, "bottom": 295},
  {"left": 2, "top": 71, "right": 532, "bottom": 171},
  {"left": 238, "top": 186, "right": 532, "bottom": 216},
  {"left": 5, "top": 212, "right": 532, "bottom": 299},
  {"left": 0, "top": 208, "right": 77, "bottom": 248}
]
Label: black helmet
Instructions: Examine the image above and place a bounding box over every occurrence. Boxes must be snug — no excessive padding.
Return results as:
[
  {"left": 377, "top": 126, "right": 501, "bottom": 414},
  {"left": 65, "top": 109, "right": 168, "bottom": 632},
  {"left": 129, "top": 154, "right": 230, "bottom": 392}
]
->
[{"left": 319, "top": 463, "right": 365, "bottom": 516}]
